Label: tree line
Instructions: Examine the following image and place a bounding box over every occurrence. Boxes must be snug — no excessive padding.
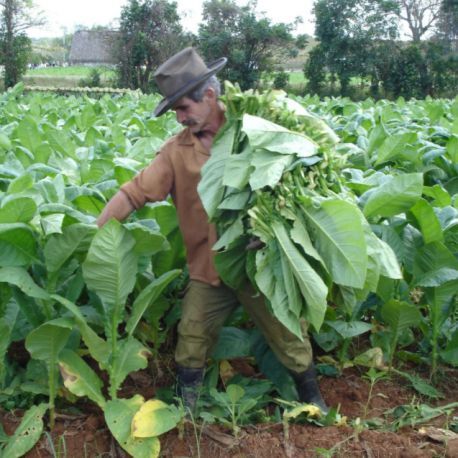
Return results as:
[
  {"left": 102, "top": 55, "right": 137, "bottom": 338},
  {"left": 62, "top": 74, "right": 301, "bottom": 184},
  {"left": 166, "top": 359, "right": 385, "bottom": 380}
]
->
[
  {"left": 306, "top": 0, "right": 457, "bottom": 99},
  {"left": 0, "top": 0, "right": 456, "bottom": 100}
]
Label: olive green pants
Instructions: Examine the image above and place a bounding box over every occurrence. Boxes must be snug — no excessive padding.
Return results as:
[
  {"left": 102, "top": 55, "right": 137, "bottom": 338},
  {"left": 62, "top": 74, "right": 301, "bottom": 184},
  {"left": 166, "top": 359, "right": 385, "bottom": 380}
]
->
[{"left": 175, "top": 280, "right": 313, "bottom": 373}]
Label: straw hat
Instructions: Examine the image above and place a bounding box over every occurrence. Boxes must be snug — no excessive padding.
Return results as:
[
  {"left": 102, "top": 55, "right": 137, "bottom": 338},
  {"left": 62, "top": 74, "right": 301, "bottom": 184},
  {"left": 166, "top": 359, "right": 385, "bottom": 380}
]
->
[{"left": 153, "top": 47, "right": 227, "bottom": 117}]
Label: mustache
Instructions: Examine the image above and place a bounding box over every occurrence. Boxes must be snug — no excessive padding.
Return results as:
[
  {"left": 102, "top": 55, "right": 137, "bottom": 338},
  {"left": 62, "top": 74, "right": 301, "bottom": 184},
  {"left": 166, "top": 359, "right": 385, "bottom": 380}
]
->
[{"left": 182, "top": 119, "right": 198, "bottom": 127}]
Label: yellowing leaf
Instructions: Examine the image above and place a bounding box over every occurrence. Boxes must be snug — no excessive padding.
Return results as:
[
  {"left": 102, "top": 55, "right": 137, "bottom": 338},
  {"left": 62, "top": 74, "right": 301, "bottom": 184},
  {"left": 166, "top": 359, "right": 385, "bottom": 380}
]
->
[
  {"left": 353, "top": 347, "right": 386, "bottom": 369},
  {"left": 132, "top": 399, "right": 182, "bottom": 438},
  {"left": 284, "top": 403, "right": 323, "bottom": 419},
  {"left": 219, "top": 360, "right": 235, "bottom": 384}
]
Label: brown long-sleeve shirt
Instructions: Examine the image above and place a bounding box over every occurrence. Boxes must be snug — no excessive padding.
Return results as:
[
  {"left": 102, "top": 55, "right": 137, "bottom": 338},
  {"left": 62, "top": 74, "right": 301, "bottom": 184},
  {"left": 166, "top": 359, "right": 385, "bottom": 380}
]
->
[{"left": 120, "top": 128, "right": 220, "bottom": 286}]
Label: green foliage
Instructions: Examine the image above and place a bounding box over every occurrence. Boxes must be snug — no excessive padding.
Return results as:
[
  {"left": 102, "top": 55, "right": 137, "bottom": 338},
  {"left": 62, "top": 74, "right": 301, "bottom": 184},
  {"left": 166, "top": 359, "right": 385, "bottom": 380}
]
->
[
  {"left": 25, "top": 319, "right": 73, "bottom": 427},
  {"left": 79, "top": 68, "right": 102, "bottom": 88},
  {"left": 0, "top": 33, "right": 31, "bottom": 89},
  {"left": 198, "top": 0, "right": 297, "bottom": 90},
  {"left": 199, "top": 83, "right": 402, "bottom": 337},
  {"left": 306, "top": 0, "right": 457, "bottom": 99},
  {"left": 386, "top": 401, "right": 458, "bottom": 431},
  {"left": 0, "top": 85, "right": 456, "bottom": 451},
  {"left": 205, "top": 384, "right": 259, "bottom": 438},
  {"left": 273, "top": 70, "right": 289, "bottom": 90},
  {"left": 307, "top": 0, "right": 399, "bottom": 96},
  {"left": 0, "top": 403, "right": 47, "bottom": 458},
  {"left": 0, "top": 0, "right": 44, "bottom": 88},
  {"left": 116, "top": 0, "right": 191, "bottom": 92}
]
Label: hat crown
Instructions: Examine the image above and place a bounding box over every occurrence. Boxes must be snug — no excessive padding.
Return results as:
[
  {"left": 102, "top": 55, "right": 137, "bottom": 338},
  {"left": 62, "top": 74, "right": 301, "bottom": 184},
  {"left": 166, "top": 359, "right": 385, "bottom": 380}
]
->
[
  {"left": 154, "top": 47, "right": 210, "bottom": 98},
  {"left": 152, "top": 47, "right": 227, "bottom": 117}
]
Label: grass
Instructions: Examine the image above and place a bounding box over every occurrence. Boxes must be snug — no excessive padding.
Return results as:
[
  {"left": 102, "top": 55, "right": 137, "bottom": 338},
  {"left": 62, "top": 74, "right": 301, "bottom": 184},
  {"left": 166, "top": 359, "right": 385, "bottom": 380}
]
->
[
  {"left": 23, "top": 66, "right": 117, "bottom": 88},
  {"left": 288, "top": 71, "right": 306, "bottom": 85},
  {"left": 26, "top": 66, "right": 114, "bottom": 77}
]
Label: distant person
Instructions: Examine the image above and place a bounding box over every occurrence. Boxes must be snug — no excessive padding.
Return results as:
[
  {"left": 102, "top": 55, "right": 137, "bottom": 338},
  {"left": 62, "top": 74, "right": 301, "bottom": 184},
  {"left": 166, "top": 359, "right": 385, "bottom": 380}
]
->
[{"left": 97, "top": 47, "right": 328, "bottom": 413}]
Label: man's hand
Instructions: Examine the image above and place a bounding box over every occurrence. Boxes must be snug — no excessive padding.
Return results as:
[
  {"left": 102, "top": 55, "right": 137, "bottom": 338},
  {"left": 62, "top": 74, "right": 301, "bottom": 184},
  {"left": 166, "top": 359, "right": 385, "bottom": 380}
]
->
[{"left": 97, "top": 191, "right": 135, "bottom": 227}]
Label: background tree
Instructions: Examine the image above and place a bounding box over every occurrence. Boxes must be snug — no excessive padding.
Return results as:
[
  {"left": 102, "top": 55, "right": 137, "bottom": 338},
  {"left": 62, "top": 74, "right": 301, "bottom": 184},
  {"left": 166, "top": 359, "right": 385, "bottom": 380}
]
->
[
  {"left": 197, "top": 0, "right": 301, "bottom": 90},
  {"left": 0, "top": 0, "right": 45, "bottom": 88},
  {"left": 306, "top": 0, "right": 399, "bottom": 96},
  {"left": 395, "top": 0, "right": 443, "bottom": 42},
  {"left": 116, "top": 0, "right": 191, "bottom": 92},
  {"left": 436, "top": 0, "right": 458, "bottom": 50}
]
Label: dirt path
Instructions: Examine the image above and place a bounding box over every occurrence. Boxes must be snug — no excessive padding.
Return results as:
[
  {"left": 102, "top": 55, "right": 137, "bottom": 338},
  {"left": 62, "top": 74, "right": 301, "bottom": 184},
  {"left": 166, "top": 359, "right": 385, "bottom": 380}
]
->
[{"left": 1, "top": 366, "right": 457, "bottom": 457}]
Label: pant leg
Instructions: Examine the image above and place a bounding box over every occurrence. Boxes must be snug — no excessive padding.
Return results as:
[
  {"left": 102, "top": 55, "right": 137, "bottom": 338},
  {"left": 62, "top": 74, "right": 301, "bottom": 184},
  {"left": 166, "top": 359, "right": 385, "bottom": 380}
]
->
[
  {"left": 236, "top": 283, "right": 313, "bottom": 373},
  {"left": 175, "top": 280, "right": 239, "bottom": 368}
]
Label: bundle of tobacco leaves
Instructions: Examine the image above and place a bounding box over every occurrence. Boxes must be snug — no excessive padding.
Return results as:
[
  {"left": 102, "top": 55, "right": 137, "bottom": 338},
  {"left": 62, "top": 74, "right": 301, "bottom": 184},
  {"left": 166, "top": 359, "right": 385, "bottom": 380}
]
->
[{"left": 198, "top": 83, "right": 401, "bottom": 337}]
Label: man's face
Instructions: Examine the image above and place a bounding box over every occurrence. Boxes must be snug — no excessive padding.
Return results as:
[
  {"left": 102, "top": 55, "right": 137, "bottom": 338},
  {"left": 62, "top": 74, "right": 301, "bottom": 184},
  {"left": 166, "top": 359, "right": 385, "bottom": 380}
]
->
[{"left": 172, "top": 96, "right": 212, "bottom": 133}]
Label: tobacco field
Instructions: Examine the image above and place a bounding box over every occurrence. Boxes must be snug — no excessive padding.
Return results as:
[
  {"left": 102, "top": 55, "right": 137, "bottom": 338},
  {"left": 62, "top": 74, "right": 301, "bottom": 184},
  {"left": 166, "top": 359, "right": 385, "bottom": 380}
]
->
[{"left": 0, "top": 82, "right": 457, "bottom": 457}]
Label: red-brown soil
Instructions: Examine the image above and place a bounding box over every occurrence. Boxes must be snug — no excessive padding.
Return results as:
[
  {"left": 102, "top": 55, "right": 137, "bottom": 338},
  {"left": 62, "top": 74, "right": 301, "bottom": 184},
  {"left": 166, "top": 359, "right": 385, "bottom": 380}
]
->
[{"left": 1, "top": 362, "right": 457, "bottom": 458}]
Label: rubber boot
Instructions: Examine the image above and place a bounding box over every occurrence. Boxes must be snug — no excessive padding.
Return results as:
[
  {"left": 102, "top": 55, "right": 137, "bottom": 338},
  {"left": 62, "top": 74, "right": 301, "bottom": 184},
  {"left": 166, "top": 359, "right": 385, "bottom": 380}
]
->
[
  {"left": 290, "top": 365, "right": 329, "bottom": 415},
  {"left": 176, "top": 365, "right": 204, "bottom": 415}
]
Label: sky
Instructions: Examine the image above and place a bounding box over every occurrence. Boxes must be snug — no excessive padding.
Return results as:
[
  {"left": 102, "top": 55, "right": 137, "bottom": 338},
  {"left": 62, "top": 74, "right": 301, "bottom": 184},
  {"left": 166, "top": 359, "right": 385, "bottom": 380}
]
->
[{"left": 28, "top": 0, "right": 316, "bottom": 39}]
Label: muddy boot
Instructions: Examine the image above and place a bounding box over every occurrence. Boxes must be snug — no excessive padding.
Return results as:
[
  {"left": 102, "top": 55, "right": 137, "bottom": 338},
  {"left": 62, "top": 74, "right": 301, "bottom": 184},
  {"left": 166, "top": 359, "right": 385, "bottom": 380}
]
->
[
  {"left": 290, "top": 365, "right": 329, "bottom": 415},
  {"left": 176, "top": 365, "right": 204, "bottom": 415}
]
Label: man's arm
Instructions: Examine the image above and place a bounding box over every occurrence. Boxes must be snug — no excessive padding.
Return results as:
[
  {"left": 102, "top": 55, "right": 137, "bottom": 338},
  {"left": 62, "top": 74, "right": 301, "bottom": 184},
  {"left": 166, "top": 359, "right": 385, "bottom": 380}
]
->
[{"left": 97, "top": 190, "right": 135, "bottom": 227}]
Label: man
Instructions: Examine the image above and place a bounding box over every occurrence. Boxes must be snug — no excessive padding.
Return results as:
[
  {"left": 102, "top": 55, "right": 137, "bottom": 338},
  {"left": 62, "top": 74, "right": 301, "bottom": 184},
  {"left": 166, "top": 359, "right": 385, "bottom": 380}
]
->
[{"left": 97, "top": 47, "right": 328, "bottom": 413}]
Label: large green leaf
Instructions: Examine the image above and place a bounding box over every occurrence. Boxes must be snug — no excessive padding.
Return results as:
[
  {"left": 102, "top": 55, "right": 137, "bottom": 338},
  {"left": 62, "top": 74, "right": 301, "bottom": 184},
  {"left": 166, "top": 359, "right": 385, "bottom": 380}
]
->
[
  {"left": 365, "top": 233, "right": 402, "bottom": 279},
  {"left": 1, "top": 404, "right": 47, "bottom": 458},
  {"left": 279, "top": 245, "right": 303, "bottom": 319},
  {"left": 0, "top": 223, "right": 37, "bottom": 267},
  {"left": 16, "top": 116, "right": 42, "bottom": 154},
  {"left": 110, "top": 338, "right": 151, "bottom": 396},
  {"left": 36, "top": 175, "right": 66, "bottom": 204},
  {"left": 40, "top": 214, "right": 65, "bottom": 236},
  {"left": 25, "top": 318, "right": 73, "bottom": 361},
  {"left": 7, "top": 173, "right": 34, "bottom": 194},
  {"left": 412, "top": 242, "right": 458, "bottom": 283},
  {"left": 0, "top": 267, "right": 50, "bottom": 299},
  {"left": 255, "top": 242, "right": 303, "bottom": 338},
  {"left": 374, "top": 132, "right": 417, "bottom": 165},
  {"left": 363, "top": 173, "right": 423, "bottom": 218},
  {"left": 381, "top": 299, "right": 422, "bottom": 365},
  {"left": 440, "top": 330, "right": 458, "bottom": 366},
  {"left": 446, "top": 135, "right": 458, "bottom": 163},
  {"left": 44, "top": 223, "right": 96, "bottom": 273},
  {"left": 52, "top": 294, "right": 111, "bottom": 369},
  {"left": 213, "top": 216, "right": 244, "bottom": 251},
  {"left": 104, "top": 395, "right": 160, "bottom": 458},
  {"left": 0, "top": 303, "right": 18, "bottom": 384},
  {"left": 46, "top": 128, "right": 76, "bottom": 158},
  {"left": 126, "top": 269, "right": 181, "bottom": 336},
  {"left": 0, "top": 132, "right": 12, "bottom": 151},
  {"left": 300, "top": 198, "right": 367, "bottom": 288},
  {"left": 25, "top": 319, "right": 73, "bottom": 412},
  {"left": 409, "top": 198, "right": 444, "bottom": 244},
  {"left": 0, "top": 197, "right": 37, "bottom": 223},
  {"left": 222, "top": 145, "right": 253, "bottom": 190},
  {"left": 82, "top": 219, "right": 138, "bottom": 334},
  {"left": 58, "top": 349, "right": 106, "bottom": 408},
  {"left": 39, "top": 203, "right": 94, "bottom": 224},
  {"left": 271, "top": 222, "right": 328, "bottom": 331},
  {"left": 125, "top": 221, "right": 168, "bottom": 256},
  {"left": 242, "top": 114, "right": 317, "bottom": 157},
  {"left": 327, "top": 320, "right": 372, "bottom": 339},
  {"left": 214, "top": 236, "right": 250, "bottom": 290},
  {"left": 198, "top": 122, "right": 238, "bottom": 219},
  {"left": 249, "top": 150, "right": 294, "bottom": 190}
]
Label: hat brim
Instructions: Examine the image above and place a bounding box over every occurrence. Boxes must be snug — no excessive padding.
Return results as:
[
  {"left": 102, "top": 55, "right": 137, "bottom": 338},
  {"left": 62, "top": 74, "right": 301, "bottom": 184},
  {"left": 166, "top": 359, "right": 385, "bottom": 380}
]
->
[{"left": 154, "top": 57, "right": 227, "bottom": 117}]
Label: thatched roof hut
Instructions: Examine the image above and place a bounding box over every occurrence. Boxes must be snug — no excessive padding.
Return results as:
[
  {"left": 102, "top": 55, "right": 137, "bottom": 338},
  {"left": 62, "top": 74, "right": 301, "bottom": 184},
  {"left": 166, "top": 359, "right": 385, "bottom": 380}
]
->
[{"left": 69, "top": 30, "right": 119, "bottom": 65}]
